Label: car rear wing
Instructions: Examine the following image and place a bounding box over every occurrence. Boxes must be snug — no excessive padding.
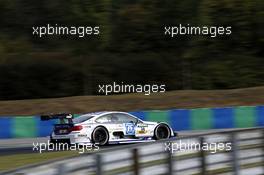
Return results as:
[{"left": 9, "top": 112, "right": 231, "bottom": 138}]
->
[{"left": 40, "top": 113, "right": 73, "bottom": 122}]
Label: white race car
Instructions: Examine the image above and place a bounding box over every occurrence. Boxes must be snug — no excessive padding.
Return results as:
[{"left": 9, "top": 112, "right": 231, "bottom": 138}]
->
[{"left": 41, "top": 111, "right": 177, "bottom": 146}]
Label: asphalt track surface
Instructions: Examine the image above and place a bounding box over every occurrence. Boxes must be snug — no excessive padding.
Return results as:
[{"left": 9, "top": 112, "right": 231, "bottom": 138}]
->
[{"left": 0, "top": 129, "right": 238, "bottom": 156}]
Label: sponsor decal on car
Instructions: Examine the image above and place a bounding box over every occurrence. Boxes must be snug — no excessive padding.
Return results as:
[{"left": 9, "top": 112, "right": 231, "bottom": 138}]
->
[
  {"left": 137, "top": 127, "right": 147, "bottom": 134},
  {"left": 124, "top": 123, "right": 135, "bottom": 135},
  {"left": 58, "top": 129, "right": 68, "bottom": 134},
  {"left": 137, "top": 124, "right": 148, "bottom": 134},
  {"left": 52, "top": 135, "right": 68, "bottom": 139},
  {"left": 138, "top": 124, "right": 148, "bottom": 127}
]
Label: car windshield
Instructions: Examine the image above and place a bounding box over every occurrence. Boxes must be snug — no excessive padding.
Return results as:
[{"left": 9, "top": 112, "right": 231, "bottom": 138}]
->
[{"left": 73, "top": 115, "right": 94, "bottom": 124}]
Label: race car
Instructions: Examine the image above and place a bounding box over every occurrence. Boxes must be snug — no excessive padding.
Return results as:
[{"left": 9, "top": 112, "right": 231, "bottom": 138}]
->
[{"left": 41, "top": 111, "right": 177, "bottom": 146}]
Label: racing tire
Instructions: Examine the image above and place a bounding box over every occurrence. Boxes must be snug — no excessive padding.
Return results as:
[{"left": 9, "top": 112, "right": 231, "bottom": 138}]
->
[
  {"left": 92, "top": 126, "right": 109, "bottom": 146},
  {"left": 154, "top": 124, "right": 171, "bottom": 140}
]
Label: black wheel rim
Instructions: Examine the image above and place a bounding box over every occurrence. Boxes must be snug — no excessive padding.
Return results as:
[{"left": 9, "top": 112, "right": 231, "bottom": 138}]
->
[
  {"left": 94, "top": 129, "right": 107, "bottom": 144},
  {"left": 157, "top": 126, "right": 169, "bottom": 139}
]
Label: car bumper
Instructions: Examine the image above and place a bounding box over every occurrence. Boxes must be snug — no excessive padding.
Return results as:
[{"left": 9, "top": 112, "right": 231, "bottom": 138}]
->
[{"left": 51, "top": 132, "right": 91, "bottom": 144}]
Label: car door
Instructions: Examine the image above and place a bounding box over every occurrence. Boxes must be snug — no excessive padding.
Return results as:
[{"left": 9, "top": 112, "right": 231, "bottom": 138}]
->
[
  {"left": 95, "top": 114, "right": 124, "bottom": 133},
  {"left": 112, "top": 113, "right": 152, "bottom": 138},
  {"left": 112, "top": 113, "right": 138, "bottom": 136}
]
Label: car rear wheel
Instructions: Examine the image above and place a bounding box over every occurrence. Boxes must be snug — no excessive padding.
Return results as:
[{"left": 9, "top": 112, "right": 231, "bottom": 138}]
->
[
  {"left": 154, "top": 124, "right": 171, "bottom": 140},
  {"left": 92, "top": 127, "right": 109, "bottom": 146}
]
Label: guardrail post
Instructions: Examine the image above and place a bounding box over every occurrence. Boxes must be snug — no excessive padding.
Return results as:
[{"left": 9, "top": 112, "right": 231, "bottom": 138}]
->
[
  {"left": 231, "top": 133, "right": 239, "bottom": 175},
  {"left": 96, "top": 154, "right": 102, "bottom": 175},
  {"left": 167, "top": 148, "right": 173, "bottom": 175},
  {"left": 200, "top": 137, "right": 206, "bottom": 175},
  {"left": 262, "top": 129, "right": 264, "bottom": 174},
  {"left": 132, "top": 148, "right": 139, "bottom": 175}
]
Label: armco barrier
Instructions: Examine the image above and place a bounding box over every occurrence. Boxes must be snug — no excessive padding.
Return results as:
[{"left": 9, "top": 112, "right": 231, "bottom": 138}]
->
[
  {"left": 0, "top": 106, "right": 263, "bottom": 139},
  {"left": 3, "top": 128, "right": 264, "bottom": 175}
]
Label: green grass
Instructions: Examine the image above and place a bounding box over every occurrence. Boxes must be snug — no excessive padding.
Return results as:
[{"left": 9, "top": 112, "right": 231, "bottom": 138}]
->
[{"left": 0, "top": 151, "right": 78, "bottom": 171}]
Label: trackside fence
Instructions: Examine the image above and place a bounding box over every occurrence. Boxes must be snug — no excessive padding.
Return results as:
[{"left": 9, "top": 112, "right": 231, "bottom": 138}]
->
[{"left": 2, "top": 128, "right": 264, "bottom": 175}]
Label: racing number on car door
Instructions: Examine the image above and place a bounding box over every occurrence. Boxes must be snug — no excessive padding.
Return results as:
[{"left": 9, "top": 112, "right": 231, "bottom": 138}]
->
[{"left": 124, "top": 123, "right": 135, "bottom": 135}]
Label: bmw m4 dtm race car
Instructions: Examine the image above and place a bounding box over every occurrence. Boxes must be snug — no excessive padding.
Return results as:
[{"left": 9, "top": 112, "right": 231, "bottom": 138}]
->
[{"left": 41, "top": 111, "right": 177, "bottom": 146}]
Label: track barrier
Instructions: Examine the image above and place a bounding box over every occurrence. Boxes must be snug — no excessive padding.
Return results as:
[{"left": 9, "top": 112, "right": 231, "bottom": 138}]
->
[
  {"left": 0, "top": 106, "right": 263, "bottom": 138},
  {"left": 2, "top": 128, "right": 264, "bottom": 175}
]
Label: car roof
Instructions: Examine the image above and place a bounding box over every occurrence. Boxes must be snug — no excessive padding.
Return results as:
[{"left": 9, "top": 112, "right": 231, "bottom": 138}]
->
[
  {"left": 80, "top": 111, "right": 128, "bottom": 117},
  {"left": 75, "top": 111, "right": 143, "bottom": 124}
]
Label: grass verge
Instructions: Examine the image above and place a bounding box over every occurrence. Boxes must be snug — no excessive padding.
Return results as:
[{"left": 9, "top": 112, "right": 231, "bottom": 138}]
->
[
  {"left": 0, "top": 151, "right": 78, "bottom": 171},
  {"left": 0, "top": 86, "right": 264, "bottom": 115}
]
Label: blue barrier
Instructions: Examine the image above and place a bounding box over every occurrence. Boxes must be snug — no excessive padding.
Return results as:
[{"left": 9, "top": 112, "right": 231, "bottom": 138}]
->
[
  {"left": 170, "top": 109, "right": 190, "bottom": 130},
  {"left": 0, "top": 117, "right": 12, "bottom": 139},
  {"left": 213, "top": 108, "right": 234, "bottom": 129},
  {"left": 0, "top": 105, "right": 263, "bottom": 139},
  {"left": 257, "top": 106, "right": 264, "bottom": 126}
]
